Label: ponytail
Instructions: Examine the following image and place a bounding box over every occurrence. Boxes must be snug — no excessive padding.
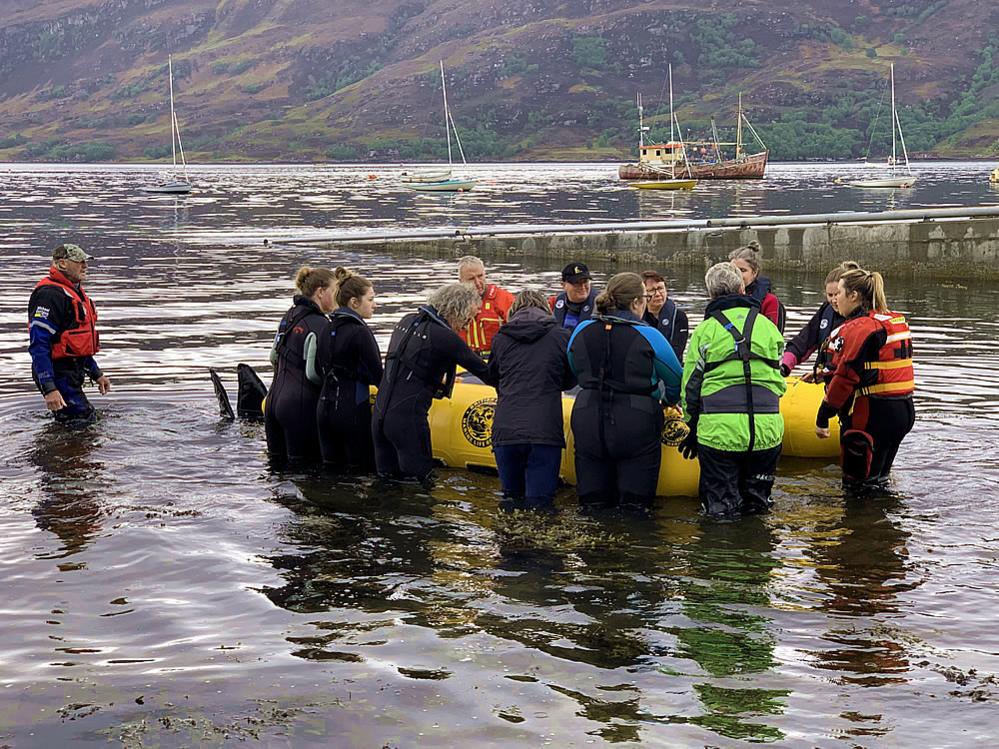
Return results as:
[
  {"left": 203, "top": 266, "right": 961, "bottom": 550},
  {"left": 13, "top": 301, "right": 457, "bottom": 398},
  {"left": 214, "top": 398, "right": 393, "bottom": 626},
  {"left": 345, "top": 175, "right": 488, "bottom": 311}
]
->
[
  {"left": 824, "top": 260, "right": 860, "bottom": 285},
  {"left": 333, "top": 266, "right": 372, "bottom": 307},
  {"left": 295, "top": 265, "right": 336, "bottom": 297},
  {"left": 595, "top": 272, "right": 645, "bottom": 314},
  {"left": 839, "top": 267, "right": 890, "bottom": 313},
  {"left": 728, "top": 240, "right": 762, "bottom": 274}
]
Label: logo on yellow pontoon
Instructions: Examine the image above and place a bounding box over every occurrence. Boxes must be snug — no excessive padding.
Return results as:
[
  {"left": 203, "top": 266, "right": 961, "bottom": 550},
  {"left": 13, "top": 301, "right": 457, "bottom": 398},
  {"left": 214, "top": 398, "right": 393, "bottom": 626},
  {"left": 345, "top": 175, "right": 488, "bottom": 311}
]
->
[
  {"left": 661, "top": 415, "right": 689, "bottom": 447},
  {"left": 461, "top": 398, "right": 496, "bottom": 448}
]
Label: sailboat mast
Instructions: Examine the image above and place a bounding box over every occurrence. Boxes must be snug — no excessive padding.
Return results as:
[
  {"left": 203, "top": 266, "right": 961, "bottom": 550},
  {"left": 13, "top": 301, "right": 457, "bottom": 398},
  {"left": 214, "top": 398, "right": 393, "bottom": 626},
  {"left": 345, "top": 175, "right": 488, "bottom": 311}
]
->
[
  {"left": 637, "top": 92, "right": 644, "bottom": 149},
  {"left": 440, "top": 60, "right": 454, "bottom": 169},
  {"left": 736, "top": 92, "right": 743, "bottom": 160},
  {"left": 168, "top": 55, "right": 178, "bottom": 169},
  {"left": 890, "top": 63, "right": 897, "bottom": 169},
  {"left": 668, "top": 64, "right": 676, "bottom": 178}
]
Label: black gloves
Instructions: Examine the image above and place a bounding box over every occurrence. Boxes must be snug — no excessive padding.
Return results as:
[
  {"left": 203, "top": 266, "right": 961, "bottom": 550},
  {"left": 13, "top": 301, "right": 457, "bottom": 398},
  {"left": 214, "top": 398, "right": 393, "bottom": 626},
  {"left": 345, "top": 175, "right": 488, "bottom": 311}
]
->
[
  {"left": 779, "top": 363, "right": 791, "bottom": 377},
  {"left": 678, "top": 428, "right": 698, "bottom": 460}
]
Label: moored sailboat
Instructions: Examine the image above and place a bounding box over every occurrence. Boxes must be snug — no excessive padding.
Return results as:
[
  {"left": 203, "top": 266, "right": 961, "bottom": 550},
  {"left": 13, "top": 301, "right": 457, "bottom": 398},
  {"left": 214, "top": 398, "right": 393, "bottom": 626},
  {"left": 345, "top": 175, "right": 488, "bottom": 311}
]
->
[
  {"left": 404, "top": 61, "right": 476, "bottom": 192},
  {"left": 838, "top": 63, "right": 916, "bottom": 189},
  {"left": 143, "top": 56, "right": 192, "bottom": 195}
]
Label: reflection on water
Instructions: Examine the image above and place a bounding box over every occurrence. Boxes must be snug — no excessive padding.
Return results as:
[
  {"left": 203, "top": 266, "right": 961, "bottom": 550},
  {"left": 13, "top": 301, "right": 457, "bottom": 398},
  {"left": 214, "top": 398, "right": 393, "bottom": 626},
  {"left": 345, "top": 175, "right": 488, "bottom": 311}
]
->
[
  {"left": 29, "top": 421, "right": 107, "bottom": 558},
  {"left": 0, "top": 164, "right": 997, "bottom": 746}
]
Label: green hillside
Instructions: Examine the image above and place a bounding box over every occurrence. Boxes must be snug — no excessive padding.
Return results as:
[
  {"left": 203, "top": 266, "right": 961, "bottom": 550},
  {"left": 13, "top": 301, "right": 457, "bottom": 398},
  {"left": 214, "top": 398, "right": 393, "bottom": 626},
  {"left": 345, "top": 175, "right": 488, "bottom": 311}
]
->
[{"left": 0, "top": 0, "right": 997, "bottom": 162}]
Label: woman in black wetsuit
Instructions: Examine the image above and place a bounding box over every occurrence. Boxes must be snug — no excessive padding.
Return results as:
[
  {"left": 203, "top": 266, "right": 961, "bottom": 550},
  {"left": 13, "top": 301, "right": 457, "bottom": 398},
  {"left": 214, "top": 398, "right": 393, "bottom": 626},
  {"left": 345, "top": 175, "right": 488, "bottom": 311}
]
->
[
  {"left": 316, "top": 267, "right": 382, "bottom": 471},
  {"left": 372, "top": 283, "right": 492, "bottom": 486},
  {"left": 265, "top": 266, "right": 337, "bottom": 465}
]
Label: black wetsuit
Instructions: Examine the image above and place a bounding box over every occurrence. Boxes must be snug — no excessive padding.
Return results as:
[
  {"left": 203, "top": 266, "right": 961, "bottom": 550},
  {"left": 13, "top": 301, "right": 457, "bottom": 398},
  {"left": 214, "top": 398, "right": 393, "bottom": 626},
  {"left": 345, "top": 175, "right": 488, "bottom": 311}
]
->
[
  {"left": 372, "top": 305, "right": 490, "bottom": 483},
  {"left": 265, "top": 295, "right": 329, "bottom": 464},
  {"left": 567, "top": 310, "right": 683, "bottom": 510},
  {"left": 783, "top": 301, "right": 843, "bottom": 374},
  {"left": 316, "top": 307, "right": 383, "bottom": 471}
]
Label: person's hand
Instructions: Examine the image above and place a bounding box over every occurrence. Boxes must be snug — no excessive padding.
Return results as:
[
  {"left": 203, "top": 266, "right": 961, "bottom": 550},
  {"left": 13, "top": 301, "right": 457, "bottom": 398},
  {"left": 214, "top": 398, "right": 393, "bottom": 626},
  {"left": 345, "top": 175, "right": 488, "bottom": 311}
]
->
[
  {"left": 678, "top": 430, "right": 698, "bottom": 460},
  {"left": 815, "top": 426, "right": 831, "bottom": 439},
  {"left": 801, "top": 371, "right": 817, "bottom": 383},
  {"left": 779, "top": 363, "right": 791, "bottom": 377},
  {"left": 95, "top": 375, "right": 111, "bottom": 395},
  {"left": 44, "top": 390, "right": 66, "bottom": 412}
]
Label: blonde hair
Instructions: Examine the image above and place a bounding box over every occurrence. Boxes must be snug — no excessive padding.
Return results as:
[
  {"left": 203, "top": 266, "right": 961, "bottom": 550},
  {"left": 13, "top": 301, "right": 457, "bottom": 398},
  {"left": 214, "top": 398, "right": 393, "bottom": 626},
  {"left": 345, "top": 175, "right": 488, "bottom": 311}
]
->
[
  {"left": 508, "top": 289, "right": 550, "bottom": 318},
  {"left": 825, "top": 260, "right": 861, "bottom": 285},
  {"left": 595, "top": 272, "right": 645, "bottom": 314},
  {"left": 728, "top": 240, "right": 762, "bottom": 274},
  {"left": 333, "top": 266, "right": 372, "bottom": 307},
  {"left": 704, "top": 262, "right": 745, "bottom": 298},
  {"left": 294, "top": 266, "right": 336, "bottom": 297},
  {"left": 428, "top": 283, "right": 481, "bottom": 329},
  {"left": 840, "top": 267, "right": 889, "bottom": 313}
]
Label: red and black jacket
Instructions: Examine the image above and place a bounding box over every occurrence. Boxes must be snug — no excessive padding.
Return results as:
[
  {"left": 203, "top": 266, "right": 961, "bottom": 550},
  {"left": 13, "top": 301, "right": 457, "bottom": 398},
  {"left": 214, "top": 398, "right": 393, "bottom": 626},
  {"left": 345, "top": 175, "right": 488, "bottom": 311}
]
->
[{"left": 816, "top": 309, "right": 914, "bottom": 426}]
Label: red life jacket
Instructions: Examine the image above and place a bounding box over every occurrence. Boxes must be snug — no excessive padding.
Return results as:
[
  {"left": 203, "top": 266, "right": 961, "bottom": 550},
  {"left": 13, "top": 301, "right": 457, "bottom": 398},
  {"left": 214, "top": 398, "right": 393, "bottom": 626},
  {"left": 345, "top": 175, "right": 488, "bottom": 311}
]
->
[
  {"left": 858, "top": 311, "right": 914, "bottom": 396},
  {"left": 825, "top": 310, "right": 913, "bottom": 406},
  {"left": 33, "top": 267, "right": 100, "bottom": 359},
  {"left": 460, "top": 284, "right": 515, "bottom": 354}
]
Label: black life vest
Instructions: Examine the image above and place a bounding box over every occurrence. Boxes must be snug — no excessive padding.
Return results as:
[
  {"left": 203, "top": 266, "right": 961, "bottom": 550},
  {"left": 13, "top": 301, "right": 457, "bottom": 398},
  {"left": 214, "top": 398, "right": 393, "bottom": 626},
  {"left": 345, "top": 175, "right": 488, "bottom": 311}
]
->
[
  {"left": 383, "top": 306, "right": 457, "bottom": 400},
  {"left": 551, "top": 290, "right": 596, "bottom": 330}
]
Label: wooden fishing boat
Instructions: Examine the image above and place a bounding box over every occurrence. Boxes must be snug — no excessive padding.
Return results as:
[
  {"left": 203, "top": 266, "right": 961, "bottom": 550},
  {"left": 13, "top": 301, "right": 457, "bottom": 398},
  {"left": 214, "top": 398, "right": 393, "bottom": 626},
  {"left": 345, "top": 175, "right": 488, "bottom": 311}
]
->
[
  {"left": 620, "top": 92, "right": 767, "bottom": 180},
  {"left": 620, "top": 65, "right": 696, "bottom": 191}
]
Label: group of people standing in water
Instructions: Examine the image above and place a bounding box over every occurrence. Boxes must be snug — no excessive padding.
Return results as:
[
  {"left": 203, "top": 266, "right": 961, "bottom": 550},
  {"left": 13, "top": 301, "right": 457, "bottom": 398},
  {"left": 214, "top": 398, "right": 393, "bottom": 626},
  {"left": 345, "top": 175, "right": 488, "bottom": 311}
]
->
[
  {"left": 25, "top": 238, "right": 913, "bottom": 519},
  {"left": 259, "top": 244, "right": 915, "bottom": 519}
]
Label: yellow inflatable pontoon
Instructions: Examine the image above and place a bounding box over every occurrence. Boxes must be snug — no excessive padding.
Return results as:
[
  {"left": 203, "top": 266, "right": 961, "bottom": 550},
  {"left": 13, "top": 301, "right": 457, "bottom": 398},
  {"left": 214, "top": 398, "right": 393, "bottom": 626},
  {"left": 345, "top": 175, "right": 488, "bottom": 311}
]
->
[{"left": 428, "top": 374, "right": 839, "bottom": 497}]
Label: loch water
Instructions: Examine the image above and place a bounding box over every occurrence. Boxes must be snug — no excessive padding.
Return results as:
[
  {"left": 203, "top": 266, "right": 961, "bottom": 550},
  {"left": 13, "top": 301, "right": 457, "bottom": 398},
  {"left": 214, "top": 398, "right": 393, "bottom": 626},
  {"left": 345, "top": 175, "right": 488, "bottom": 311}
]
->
[{"left": 1, "top": 162, "right": 997, "bottom": 747}]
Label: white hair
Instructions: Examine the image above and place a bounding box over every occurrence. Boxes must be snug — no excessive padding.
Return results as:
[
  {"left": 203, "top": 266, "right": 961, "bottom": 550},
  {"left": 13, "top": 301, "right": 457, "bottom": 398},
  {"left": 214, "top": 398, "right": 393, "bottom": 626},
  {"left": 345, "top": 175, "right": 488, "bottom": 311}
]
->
[{"left": 705, "top": 262, "right": 745, "bottom": 299}]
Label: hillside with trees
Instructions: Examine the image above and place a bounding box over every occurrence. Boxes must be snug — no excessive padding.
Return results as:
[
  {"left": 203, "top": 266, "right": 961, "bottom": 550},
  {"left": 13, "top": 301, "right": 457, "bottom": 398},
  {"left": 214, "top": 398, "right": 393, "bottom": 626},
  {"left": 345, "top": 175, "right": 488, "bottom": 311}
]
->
[{"left": 0, "top": 0, "right": 997, "bottom": 162}]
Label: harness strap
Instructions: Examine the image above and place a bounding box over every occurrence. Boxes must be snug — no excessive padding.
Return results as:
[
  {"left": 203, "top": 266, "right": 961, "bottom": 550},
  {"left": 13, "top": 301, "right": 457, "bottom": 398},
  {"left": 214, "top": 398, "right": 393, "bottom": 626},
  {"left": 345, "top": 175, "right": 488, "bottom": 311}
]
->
[
  {"left": 274, "top": 305, "right": 316, "bottom": 361},
  {"left": 709, "top": 309, "right": 763, "bottom": 452}
]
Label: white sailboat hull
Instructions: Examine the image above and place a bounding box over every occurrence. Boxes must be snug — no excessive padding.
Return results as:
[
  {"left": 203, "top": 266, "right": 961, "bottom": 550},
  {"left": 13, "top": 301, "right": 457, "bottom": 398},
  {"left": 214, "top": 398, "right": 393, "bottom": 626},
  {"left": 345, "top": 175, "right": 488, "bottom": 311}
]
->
[
  {"left": 407, "top": 178, "right": 476, "bottom": 192},
  {"left": 842, "top": 176, "right": 917, "bottom": 189},
  {"left": 143, "top": 181, "right": 192, "bottom": 194}
]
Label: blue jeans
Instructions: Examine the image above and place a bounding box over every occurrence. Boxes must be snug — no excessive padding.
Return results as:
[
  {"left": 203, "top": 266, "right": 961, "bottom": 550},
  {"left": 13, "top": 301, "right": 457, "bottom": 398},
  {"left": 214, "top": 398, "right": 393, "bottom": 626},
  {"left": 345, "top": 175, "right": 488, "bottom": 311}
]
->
[{"left": 493, "top": 444, "right": 562, "bottom": 510}]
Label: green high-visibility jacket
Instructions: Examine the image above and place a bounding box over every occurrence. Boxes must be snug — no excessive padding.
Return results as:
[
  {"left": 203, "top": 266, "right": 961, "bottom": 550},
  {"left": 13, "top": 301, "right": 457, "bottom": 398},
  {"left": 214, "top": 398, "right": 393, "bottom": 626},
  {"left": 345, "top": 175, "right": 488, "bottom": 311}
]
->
[{"left": 681, "top": 299, "right": 786, "bottom": 452}]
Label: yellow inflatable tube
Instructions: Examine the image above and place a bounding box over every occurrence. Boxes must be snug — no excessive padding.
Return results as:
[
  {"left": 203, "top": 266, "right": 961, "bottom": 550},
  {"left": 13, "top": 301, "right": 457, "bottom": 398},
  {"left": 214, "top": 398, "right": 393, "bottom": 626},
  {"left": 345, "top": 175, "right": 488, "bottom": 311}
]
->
[{"left": 426, "top": 374, "right": 838, "bottom": 498}]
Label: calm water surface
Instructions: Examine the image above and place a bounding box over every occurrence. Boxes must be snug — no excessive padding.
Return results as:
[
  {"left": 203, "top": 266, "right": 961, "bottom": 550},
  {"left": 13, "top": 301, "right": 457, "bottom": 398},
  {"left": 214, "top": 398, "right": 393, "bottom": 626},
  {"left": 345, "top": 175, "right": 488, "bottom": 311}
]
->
[{"left": 0, "top": 163, "right": 997, "bottom": 747}]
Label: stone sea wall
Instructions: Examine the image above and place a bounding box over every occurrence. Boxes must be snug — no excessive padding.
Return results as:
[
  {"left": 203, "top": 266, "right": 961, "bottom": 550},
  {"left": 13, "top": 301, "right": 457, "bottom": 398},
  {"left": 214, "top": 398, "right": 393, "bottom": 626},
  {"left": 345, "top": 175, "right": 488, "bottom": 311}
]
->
[{"left": 313, "top": 216, "right": 999, "bottom": 280}]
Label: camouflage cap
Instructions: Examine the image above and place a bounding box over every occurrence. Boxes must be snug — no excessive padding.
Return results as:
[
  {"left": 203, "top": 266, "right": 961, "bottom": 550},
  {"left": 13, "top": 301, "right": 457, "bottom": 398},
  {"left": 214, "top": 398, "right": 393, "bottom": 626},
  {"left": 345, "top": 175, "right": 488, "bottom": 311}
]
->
[{"left": 52, "top": 243, "right": 94, "bottom": 262}]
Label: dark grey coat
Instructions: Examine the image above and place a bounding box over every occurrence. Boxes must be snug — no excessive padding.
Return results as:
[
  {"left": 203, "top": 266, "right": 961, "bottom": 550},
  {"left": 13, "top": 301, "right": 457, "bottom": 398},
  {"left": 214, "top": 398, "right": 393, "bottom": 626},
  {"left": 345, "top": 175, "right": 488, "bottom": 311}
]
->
[{"left": 487, "top": 306, "right": 577, "bottom": 447}]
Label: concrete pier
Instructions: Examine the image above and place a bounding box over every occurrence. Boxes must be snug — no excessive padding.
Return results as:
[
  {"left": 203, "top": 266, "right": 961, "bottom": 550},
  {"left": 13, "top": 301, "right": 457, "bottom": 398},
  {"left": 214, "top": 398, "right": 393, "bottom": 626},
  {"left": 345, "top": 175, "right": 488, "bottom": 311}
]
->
[{"left": 285, "top": 206, "right": 999, "bottom": 280}]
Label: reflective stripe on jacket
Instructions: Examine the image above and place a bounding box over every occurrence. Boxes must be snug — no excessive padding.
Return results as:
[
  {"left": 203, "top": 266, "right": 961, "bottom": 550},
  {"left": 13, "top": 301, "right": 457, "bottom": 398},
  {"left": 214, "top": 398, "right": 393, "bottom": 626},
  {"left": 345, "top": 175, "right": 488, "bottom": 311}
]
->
[
  {"left": 32, "top": 269, "right": 99, "bottom": 359},
  {"left": 681, "top": 296, "right": 786, "bottom": 452},
  {"left": 461, "top": 284, "right": 515, "bottom": 354},
  {"left": 822, "top": 310, "right": 914, "bottom": 412}
]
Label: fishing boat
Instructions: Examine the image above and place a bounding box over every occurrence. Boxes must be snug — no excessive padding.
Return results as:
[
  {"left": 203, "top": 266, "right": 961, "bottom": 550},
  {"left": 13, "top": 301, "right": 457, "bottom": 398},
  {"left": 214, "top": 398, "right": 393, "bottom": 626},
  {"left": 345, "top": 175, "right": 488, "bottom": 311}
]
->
[
  {"left": 838, "top": 63, "right": 916, "bottom": 189},
  {"left": 404, "top": 61, "right": 476, "bottom": 193},
  {"left": 143, "top": 56, "right": 192, "bottom": 195},
  {"left": 621, "top": 91, "right": 768, "bottom": 181},
  {"left": 989, "top": 166, "right": 999, "bottom": 184},
  {"left": 627, "top": 65, "right": 697, "bottom": 191}
]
